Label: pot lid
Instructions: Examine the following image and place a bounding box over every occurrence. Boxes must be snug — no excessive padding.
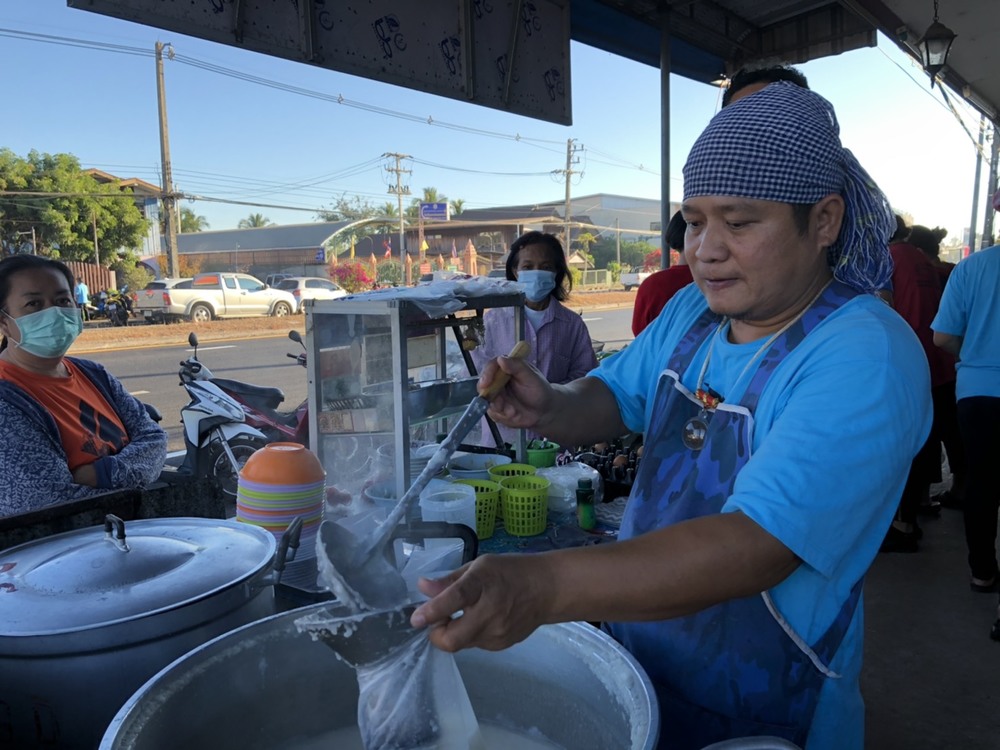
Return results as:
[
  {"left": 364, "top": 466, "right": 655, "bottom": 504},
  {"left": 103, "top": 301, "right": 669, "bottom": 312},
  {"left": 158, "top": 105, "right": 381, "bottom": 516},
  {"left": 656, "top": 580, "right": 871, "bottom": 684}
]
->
[{"left": 0, "top": 517, "right": 276, "bottom": 635}]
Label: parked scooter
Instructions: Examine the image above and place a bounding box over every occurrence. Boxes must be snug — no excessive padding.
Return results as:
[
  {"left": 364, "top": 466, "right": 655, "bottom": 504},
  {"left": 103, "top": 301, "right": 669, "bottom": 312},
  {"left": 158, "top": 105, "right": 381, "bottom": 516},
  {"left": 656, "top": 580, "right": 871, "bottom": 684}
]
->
[
  {"left": 210, "top": 330, "right": 311, "bottom": 448},
  {"left": 178, "top": 332, "right": 268, "bottom": 501},
  {"left": 104, "top": 286, "right": 133, "bottom": 327}
]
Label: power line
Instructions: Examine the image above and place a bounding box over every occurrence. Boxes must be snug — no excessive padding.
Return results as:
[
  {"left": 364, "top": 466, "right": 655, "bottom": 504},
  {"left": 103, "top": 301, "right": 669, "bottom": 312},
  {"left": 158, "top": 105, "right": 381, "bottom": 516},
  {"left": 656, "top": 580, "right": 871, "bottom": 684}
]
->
[
  {"left": 409, "top": 158, "right": 552, "bottom": 177},
  {"left": 0, "top": 25, "right": 657, "bottom": 181}
]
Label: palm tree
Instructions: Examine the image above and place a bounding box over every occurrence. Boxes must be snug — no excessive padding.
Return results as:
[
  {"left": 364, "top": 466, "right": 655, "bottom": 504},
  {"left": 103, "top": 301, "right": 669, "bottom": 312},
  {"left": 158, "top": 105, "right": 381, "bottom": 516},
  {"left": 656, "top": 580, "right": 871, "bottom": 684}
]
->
[
  {"left": 238, "top": 213, "right": 272, "bottom": 229},
  {"left": 449, "top": 198, "right": 465, "bottom": 216},
  {"left": 179, "top": 206, "right": 209, "bottom": 233}
]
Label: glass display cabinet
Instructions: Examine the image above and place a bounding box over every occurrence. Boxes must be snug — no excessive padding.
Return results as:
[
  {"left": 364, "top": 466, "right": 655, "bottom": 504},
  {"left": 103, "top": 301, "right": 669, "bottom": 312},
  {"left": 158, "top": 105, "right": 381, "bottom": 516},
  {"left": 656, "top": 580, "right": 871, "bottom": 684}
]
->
[{"left": 305, "top": 290, "right": 526, "bottom": 502}]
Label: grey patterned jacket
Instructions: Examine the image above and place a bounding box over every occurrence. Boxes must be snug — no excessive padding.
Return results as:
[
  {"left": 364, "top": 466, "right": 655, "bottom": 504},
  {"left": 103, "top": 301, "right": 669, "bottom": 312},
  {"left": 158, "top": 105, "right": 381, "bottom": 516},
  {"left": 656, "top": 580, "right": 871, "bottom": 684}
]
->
[{"left": 0, "top": 357, "right": 167, "bottom": 517}]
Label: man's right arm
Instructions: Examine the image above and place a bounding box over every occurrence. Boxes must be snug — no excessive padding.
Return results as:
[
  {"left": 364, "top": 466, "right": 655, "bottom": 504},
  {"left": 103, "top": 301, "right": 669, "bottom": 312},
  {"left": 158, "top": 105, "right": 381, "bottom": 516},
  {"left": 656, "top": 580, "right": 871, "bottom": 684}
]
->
[{"left": 480, "top": 354, "right": 628, "bottom": 448}]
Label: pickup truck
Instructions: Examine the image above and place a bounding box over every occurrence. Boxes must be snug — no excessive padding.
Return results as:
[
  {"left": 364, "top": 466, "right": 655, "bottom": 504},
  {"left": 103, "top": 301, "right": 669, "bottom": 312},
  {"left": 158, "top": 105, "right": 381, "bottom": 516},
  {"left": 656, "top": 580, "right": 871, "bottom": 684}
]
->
[
  {"left": 620, "top": 269, "right": 652, "bottom": 291},
  {"left": 137, "top": 272, "right": 297, "bottom": 323}
]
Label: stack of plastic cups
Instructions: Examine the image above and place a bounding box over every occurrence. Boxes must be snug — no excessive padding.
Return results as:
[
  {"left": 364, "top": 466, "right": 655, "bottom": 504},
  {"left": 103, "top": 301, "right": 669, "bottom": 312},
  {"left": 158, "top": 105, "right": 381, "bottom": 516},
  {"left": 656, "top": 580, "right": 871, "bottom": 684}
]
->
[
  {"left": 450, "top": 478, "right": 501, "bottom": 539},
  {"left": 236, "top": 442, "right": 325, "bottom": 559},
  {"left": 487, "top": 463, "right": 536, "bottom": 521}
]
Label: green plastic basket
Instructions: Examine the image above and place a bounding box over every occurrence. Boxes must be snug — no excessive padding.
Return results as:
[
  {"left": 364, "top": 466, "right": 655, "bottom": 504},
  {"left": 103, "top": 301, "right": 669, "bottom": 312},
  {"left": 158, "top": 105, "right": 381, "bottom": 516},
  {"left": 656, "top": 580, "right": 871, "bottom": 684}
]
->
[
  {"left": 526, "top": 442, "right": 560, "bottom": 468},
  {"left": 451, "top": 478, "right": 500, "bottom": 540},
  {"left": 499, "top": 475, "right": 550, "bottom": 537},
  {"left": 487, "top": 463, "right": 537, "bottom": 520}
]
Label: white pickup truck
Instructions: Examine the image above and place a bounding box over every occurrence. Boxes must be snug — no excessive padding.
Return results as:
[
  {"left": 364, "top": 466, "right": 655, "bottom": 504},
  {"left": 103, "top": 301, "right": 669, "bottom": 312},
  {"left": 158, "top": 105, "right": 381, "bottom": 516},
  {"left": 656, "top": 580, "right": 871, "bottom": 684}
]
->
[
  {"left": 137, "top": 272, "right": 297, "bottom": 323},
  {"left": 620, "top": 269, "right": 652, "bottom": 291}
]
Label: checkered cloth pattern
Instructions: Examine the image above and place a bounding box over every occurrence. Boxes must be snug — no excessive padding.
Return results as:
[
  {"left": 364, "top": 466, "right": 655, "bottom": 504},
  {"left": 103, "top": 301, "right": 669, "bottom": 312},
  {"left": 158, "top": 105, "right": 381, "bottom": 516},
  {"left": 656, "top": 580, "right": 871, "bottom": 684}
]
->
[{"left": 683, "top": 81, "right": 894, "bottom": 294}]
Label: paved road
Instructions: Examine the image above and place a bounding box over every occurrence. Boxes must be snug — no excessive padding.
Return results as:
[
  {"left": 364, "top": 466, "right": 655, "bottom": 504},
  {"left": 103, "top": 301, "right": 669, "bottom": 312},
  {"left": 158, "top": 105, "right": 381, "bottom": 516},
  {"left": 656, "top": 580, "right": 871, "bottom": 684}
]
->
[
  {"left": 86, "top": 307, "right": 635, "bottom": 452},
  {"left": 87, "top": 336, "right": 310, "bottom": 453}
]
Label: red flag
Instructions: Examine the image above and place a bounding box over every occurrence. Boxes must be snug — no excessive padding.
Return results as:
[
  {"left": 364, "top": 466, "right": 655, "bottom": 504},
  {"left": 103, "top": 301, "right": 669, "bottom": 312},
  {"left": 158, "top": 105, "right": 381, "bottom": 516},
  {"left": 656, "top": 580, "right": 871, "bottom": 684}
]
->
[
  {"left": 451, "top": 239, "right": 458, "bottom": 259},
  {"left": 383, "top": 237, "right": 392, "bottom": 258}
]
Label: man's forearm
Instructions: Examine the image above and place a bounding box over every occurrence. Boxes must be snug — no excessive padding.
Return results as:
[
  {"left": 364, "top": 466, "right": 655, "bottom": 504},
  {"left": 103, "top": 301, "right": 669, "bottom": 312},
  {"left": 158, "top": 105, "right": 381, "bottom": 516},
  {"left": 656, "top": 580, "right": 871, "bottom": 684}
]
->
[
  {"left": 541, "top": 512, "right": 800, "bottom": 625},
  {"left": 536, "top": 376, "right": 630, "bottom": 447}
]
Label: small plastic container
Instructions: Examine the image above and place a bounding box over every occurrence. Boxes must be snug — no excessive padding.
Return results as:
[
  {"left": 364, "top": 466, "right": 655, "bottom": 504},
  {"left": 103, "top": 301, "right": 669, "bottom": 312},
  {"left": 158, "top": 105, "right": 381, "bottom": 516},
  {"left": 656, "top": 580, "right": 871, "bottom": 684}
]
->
[
  {"left": 419, "top": 484, "right": 477, "bottom": 531},
  {"left": 450, "top": 478, "right": 501, "bottom": 539},
  {"left": 526, "top": 440, "right": 560, "bottom": 469},
  {"left": 498, "top": 475, "right": 550, "bottom": 536}
]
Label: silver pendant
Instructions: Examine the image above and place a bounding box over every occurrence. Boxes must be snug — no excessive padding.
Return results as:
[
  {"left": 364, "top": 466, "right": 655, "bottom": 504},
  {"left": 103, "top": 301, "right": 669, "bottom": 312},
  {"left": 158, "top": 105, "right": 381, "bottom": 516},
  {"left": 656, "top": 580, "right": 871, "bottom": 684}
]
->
[{"left": 682, "top": 412, "right": 709, "bottom": 451}]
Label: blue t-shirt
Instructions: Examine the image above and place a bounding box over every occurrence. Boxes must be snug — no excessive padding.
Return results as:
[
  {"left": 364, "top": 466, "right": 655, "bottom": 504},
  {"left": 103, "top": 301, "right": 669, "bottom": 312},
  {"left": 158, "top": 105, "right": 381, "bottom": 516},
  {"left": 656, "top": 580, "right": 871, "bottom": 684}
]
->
[
  {"left": 931, "top": 244, "right": 1000, "bottom": 399},
  {"left": 592, "top": 283, "right": 931, "bottom": 750}
]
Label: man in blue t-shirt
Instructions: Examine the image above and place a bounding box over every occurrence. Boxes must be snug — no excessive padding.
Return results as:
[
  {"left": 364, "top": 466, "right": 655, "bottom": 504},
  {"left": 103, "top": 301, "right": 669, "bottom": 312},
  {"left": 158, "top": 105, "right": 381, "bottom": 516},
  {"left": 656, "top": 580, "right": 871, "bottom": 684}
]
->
[
  {"left": 412, "top": 84, "right": 930, "bottom": 750},
  {"left": 932, "top": 190, "right": 1000, "bottom": 598}
]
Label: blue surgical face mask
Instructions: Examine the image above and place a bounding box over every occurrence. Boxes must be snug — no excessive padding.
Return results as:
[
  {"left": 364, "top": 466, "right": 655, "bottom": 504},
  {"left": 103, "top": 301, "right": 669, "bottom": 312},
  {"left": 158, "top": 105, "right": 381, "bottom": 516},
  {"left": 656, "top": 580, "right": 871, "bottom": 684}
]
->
[
  {"left": 4, "top": 306, "right": 83, "bottom": 358},
  {"left": 517, "top": 270, "right": 557, "bottom": 303}
]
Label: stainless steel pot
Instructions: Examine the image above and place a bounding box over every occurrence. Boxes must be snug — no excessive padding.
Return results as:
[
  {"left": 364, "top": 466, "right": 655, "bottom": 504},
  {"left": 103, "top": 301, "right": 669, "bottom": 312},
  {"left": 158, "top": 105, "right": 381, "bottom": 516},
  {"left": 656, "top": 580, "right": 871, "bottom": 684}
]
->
[
  {"left": 101, "top": 602, "right": 659, "bottom": 749},
  {"left": 0, "top": 515, "right": 282, "bottom": 750}
]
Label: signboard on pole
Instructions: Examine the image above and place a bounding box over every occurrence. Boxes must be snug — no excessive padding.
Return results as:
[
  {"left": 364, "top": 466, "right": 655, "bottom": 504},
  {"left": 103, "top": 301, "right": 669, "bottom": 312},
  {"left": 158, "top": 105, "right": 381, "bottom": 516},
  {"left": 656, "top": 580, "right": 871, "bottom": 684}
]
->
[{"left": 419, "top": 202, "right": 450, "bottom": 221}]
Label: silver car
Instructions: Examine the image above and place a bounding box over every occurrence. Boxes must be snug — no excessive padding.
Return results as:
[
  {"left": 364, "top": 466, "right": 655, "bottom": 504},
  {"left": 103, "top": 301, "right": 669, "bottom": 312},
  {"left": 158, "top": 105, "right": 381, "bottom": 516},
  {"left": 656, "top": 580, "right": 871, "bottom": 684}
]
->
[{"left": 275, "top": 277, "right": 348, "bottom": 313}]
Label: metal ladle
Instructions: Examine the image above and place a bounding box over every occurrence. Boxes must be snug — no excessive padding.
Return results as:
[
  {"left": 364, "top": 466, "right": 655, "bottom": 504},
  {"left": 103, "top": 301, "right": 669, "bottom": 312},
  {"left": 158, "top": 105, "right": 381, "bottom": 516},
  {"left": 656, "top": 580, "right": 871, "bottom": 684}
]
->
[{"left": 318, "top": 341, "right": 530, "bottom": 612}]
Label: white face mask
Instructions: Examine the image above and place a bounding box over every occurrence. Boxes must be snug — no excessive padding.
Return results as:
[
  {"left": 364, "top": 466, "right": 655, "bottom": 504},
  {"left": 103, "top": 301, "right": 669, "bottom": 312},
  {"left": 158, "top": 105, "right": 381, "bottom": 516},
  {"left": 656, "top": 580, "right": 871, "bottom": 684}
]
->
[{"left": 517, "top": 270, "right": 557, "bottom": 303}]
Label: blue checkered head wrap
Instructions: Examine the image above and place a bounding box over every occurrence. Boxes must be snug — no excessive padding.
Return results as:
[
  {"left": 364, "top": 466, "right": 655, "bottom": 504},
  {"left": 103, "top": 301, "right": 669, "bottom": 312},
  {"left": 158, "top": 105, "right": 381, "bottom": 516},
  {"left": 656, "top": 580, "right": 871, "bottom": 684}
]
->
[{"left": 683, "top": 81, "right": 894, "bottom": 293}]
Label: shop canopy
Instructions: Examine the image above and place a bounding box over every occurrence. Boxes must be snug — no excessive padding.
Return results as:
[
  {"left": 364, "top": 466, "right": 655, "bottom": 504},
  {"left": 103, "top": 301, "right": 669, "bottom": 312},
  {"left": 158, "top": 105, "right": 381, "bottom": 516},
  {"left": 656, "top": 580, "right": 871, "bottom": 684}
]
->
[{"left": 70, "top": 0, "right": 997, "bottom": 126}]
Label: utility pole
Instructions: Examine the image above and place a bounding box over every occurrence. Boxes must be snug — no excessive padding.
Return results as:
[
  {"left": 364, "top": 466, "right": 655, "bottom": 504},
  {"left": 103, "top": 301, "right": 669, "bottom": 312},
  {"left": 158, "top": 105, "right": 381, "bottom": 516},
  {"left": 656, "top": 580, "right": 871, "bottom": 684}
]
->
[
  {"left": 92, "top": 210, "right": 100, "bottom": 266},
  {"left": 384, "top": 152, "right": 411, "bottom": 271},
  {"left": 615, "top": 217, "right": 621, "bottom": 266},
  {"left": 555, "top": 139, "right": 583, "bottom": 256},
  {"left": 156, "top": 41, "right": 179, "bottom": 277}
]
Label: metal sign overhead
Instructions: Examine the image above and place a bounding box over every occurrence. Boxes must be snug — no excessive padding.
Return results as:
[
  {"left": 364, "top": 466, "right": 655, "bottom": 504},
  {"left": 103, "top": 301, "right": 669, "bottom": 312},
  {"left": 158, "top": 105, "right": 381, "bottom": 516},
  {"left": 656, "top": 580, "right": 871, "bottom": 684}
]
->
[
  {"left": 419, "top": 202, "right": 450, "bottom": 221},
  {"left": 69, "top": 0, "right": 571, "bottom": 125}
]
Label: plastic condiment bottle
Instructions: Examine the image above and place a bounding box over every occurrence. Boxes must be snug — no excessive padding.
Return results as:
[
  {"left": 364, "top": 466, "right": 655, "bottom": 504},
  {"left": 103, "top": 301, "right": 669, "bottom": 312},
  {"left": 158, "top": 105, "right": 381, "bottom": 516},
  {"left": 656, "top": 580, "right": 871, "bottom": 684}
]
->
[{"left": 576, "top": 477, "right": 596, "bottom": 531}]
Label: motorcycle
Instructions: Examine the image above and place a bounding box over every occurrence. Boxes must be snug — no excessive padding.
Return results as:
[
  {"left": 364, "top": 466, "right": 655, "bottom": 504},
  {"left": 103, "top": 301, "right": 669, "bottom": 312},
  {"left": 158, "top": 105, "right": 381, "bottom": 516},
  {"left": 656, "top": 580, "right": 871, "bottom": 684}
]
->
[
  {"left": 177, "top": 332, "right": 268, "bottom": 501},
  {"left": 105, "top": 286, "right": 133, "bottom": 327},
  {"left": 200, "top": 330, "right": 311, "bottom": 448}
]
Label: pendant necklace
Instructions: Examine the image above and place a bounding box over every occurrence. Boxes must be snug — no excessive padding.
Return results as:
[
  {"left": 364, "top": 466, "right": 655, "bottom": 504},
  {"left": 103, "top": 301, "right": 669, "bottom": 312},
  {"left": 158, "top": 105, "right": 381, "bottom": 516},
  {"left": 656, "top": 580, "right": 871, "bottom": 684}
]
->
[{"left": 681, "top": 281, "right": 832, "bottom": 451}]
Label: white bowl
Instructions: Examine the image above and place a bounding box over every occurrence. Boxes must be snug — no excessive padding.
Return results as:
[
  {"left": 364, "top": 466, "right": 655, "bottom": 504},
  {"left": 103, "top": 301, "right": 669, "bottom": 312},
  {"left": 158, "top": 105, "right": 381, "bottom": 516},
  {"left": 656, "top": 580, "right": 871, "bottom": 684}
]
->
[{"left": 447, "top": 453, "right": 512, "bottom": 481}]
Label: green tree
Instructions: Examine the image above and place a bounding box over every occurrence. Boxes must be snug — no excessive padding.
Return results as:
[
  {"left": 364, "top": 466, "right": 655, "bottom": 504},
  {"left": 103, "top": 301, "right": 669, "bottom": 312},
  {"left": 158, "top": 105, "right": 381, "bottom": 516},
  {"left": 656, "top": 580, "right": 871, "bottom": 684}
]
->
[
  {"left": 376, "top": 259, "right": 403, "bottom": 286},
  {"left": 575, "top": 231, "right": 599, "bottom": 269},
  {"left": 318, "top": 194, "right": 397, "bottom": 256},
  {"left": 449, "top": 198, "right": 465, "bottom": 216},
  {"left": 237, "top": 212, "right": 271, "bottom": 229},
  {"left": 0, "top": 149, "right": 147, "bottom": 263},
  {"left": 622, "top": 240, "right": 656, "bottom": 270},
  {"left": 180, "top": 207, "right": 210, "bottom": 232},
  {"left": 317, "top": 193, "right": 380, "bottom": 222},
  {"left": 120, "top": 264, "right": 154, "bottom": 293}
]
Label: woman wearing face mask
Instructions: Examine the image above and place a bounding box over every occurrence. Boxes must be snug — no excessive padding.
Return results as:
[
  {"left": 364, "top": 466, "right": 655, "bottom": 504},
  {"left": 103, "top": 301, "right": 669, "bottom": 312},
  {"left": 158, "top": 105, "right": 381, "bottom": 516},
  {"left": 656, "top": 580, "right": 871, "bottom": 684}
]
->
[
  {"left": 0, "top": 255, "right": 167, "bottom": 517},
  {"left": 473, "top": 231, "right": 598, "bottom": 446}
]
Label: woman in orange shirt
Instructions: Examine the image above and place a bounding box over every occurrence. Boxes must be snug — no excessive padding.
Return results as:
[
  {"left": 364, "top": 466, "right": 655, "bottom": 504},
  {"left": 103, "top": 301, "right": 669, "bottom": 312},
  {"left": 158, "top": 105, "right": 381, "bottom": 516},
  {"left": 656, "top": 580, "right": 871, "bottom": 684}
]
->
[{"left": 0, "top": 255, "right": 166, "bottom": 517}]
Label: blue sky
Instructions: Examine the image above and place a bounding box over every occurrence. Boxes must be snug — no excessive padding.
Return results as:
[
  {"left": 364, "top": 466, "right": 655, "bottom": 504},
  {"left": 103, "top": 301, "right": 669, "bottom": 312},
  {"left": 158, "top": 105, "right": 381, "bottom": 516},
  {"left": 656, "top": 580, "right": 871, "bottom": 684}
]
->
[{"left": 1, "top": 0, "right": 992, "bottom": 243}]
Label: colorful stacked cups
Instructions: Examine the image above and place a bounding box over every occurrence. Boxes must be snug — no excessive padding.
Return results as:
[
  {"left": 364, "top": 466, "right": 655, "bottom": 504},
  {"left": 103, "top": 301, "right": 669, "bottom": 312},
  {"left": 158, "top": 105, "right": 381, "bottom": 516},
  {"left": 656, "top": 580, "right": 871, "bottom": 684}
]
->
[{"left": 236, "top": 442, "right": 325, "bottom": 558}]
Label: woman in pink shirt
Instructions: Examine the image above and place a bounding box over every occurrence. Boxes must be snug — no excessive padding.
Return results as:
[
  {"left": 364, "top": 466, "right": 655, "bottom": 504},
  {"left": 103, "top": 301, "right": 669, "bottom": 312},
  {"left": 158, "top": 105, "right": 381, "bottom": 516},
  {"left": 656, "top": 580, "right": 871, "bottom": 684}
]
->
[{"left": 473, "top": 231, "right": 597, "bottom": 446}]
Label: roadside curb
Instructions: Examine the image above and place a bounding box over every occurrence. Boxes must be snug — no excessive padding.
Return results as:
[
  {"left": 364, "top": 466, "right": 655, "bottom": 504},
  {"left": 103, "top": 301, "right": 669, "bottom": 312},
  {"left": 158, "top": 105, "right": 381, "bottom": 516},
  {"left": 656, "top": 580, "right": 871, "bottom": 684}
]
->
[
  {"left": 71, "top": 302, "right": 634, "bottom": 355},
  {"left": 71, "top": 330, "right": 292, "bottom": 355}
]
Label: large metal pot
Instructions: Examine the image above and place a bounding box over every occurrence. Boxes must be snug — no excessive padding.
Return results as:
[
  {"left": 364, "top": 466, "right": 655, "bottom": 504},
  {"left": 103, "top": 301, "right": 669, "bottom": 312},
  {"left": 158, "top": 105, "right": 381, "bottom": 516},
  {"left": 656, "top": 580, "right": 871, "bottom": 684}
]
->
[
  {"left": 102, "top": 602, "right": 659, "bottom": 749},
  {"left": 0, "top": 515, "right": 282, "bottom": 750}
]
